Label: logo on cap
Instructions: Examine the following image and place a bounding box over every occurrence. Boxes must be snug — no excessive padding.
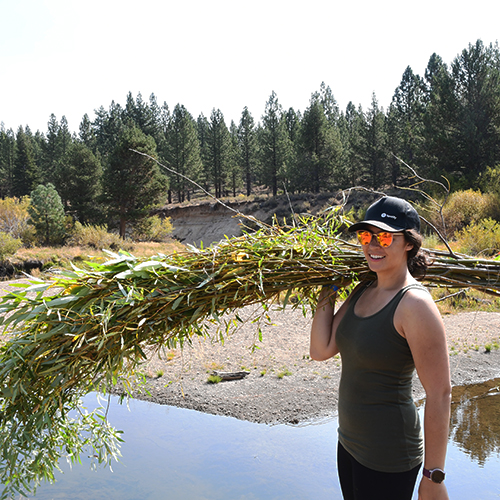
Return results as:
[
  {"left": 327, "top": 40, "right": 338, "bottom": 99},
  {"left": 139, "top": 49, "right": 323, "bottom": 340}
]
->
[{"left": 381, "top": 213, "right": 397, "bottom": 220}]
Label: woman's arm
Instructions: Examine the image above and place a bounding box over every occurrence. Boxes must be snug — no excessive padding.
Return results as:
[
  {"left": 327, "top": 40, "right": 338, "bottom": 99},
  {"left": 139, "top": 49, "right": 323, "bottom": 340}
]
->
[
  {"left": 396, "top": 290, "right": 451, "bottom": 500},
  {"left": 309, "top": 285, "right": 352, "bottom": 361}
]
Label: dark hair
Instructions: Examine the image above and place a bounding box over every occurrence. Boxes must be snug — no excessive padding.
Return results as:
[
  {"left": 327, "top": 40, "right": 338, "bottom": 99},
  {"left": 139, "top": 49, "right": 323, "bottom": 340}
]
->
[{"left": 404, "top": 229, "right": 431, "bottom": 278}]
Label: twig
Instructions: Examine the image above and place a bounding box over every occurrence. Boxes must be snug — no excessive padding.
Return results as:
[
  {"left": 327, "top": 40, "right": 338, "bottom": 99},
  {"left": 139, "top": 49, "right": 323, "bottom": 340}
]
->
[
  {"left": 434, "top": 288, "right": 467, "bottom": 303},
  {"left": 419, "top": 216, "right": 458, "bottom": 258},
  {"left": 392, "top": 154, "right": 456, "bottom": 257},
  {"left": 282, "top": 181, "right": 297, "bottom": 227}
]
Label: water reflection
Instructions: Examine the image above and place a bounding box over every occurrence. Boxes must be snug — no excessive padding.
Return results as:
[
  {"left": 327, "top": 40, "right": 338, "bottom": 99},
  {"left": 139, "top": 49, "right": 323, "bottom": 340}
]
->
[
  {"left": 450, "top": 378, "right": 500, "bottom": 466},
  {"left": 20, "top": 396, "right": 341, "bottom": 500},
  {"left": 15, "top": 379, "right": 500, "bottom": 499}
]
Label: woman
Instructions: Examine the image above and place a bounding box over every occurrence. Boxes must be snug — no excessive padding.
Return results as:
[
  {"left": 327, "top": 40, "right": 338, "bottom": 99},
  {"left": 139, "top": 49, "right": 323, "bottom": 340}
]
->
[{"left": 310, "top": 196, "right": 451, "bottom": 500}]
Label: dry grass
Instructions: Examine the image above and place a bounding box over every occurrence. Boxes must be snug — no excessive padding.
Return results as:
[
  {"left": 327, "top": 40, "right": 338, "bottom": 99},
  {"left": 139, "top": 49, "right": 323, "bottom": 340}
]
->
[{"left": 7, "top": 239, "right": 185, "bottom": 274}]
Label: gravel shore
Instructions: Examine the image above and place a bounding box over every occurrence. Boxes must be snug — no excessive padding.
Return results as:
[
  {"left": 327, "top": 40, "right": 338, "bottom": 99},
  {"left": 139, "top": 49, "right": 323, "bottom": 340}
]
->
[{"left": 126, "top": 306, "right": 500, "bottom": 424}]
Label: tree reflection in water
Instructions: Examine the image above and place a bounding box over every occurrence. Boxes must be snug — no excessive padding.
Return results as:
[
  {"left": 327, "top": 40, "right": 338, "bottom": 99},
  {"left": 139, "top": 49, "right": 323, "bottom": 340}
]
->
[{"left": 449, "top": 378, "right": 500, "bottom": 466}]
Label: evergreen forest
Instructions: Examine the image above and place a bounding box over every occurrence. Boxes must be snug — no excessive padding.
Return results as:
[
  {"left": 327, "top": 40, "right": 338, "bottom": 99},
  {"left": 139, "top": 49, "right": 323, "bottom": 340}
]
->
[{"left": 2, "top": 39, "right": 500, "bottom": 238}]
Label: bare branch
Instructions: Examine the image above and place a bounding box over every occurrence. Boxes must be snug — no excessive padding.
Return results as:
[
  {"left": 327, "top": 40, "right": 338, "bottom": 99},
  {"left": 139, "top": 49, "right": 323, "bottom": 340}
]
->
[
  {"left": 434, "top": 288, "right": 467, "bottom": 303},
  {"left": 130, "top": 149, "right": 269, "bottom": 231},
  {"left": 392, "top": 154, "right": 456, "bottom": 257},
  {"left": 419, "top": 216, "right": 458, "bottom": 258}
]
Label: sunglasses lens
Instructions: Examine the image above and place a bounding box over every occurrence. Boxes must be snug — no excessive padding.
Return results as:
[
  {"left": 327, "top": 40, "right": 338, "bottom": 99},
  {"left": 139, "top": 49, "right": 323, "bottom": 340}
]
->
[
  {"left": 377, "top": 232, "right": 393, "bottom": 247},
  {"left": 357, "top": 231, "right": 372, "bottom": 245},
  {"left": 357, "top": 231, "right": 394, "bottom": 247}
]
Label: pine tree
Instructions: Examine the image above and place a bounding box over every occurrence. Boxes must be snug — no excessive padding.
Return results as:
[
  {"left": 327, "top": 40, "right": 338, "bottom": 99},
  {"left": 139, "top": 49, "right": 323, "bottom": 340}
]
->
[
  {"left": 154, "top": 100, "right": 171, "bottom": 202},
  {"left": 0, "top": 127, "right": 16, "bottom": 197},
  {"left": 197, "top": 113, "right": 210, "bottom": 193},
  {"left": 318, "top": 82, "right": 340, "bottom": 125},
  {"left": 361, "top": 94, "right": 388, "bottom": 189},
  {"left": 159, "top": 102, "right": 171, "bottom": 139},
  {"left": 283, "top": 107, "right": 301, "bottom": 145},
  {"left": 228, "top": 121, "right": 242, "bottom": 197},
  {"left": 48, "top": 115, "right": 75, "bottom": 193},
  {"left": 280, "top": 108, "right": 301, "bottom": 192},
  {"left": 423, "top": 53, "right": 459, "bottom": 177},
  {"left": 79, "top": 113, "right": 98, "bottom": 154},
  {"left": 58, "top": 116, "right": 72, "bottom": 156},
  {"left": 237, "top": 107, "right": 258, "bottom": 196},
  {"left": 451, "top": 40, "right": 500, "bottom": 183},
  {"left": 124, "top": 91, "right": 137, "bottom": 127},
  {"left": 31, "top": 129, "right": 45, "bottom": 171},
  {"left": 13, "top": 126, "right": 41, "bottom": 197},
  {"left": 57, "top": 142, "right": 103, "bottom": 224},
  {"left": 147, "top": 93, "right": 167, "bottom": 152},
  {"left": 93, "top": 101, "right": 124, "bottom": 161},
  {"left": 123, "top": 92, "right": 156, "bottom": 137},
  {"left": 103, "top": 126, "right": 166, "bottom": 237},
  {"left": 388, "top": 66, "right": 427, "bottom": 182},
  {"left": 165, "top": 104, "right": 202, "bottom": 202},
  {"left": 205, "top": 109, "right": 231, "bottom": 198},
  {"left": 28, "top": 183, "right": 66, "bottom": 245},
  {"left": 41, "top": 114, "right": 68, "bottom": 183},
  {"left": 296, "top": 95, "right": 342, "bottom": 193},
  {"left": 42, "top": 114, "right": 60, "bottom": 182},
  {"left": 337, "top": 102, "right": 365, "bottom": 188},
  {"left": 259, "top": 91, "right": 293, "bottom": 196}
]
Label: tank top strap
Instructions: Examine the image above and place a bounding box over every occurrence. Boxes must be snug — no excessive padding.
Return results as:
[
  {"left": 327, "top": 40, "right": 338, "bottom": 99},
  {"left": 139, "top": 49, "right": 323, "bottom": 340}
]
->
[
  {"left": 389, "top": 282, "right": 429, "bottom": 314},
  {"left": 400, "top": 282, "right": 429, "bottom": 296},
  {"left": 348, "top": 282, "right": 429, "bottom": 318}
]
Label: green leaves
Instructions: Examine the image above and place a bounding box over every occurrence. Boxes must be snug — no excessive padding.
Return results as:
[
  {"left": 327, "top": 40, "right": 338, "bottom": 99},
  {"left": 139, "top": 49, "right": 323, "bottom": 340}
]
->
[{"left": 2, "top": 209, "right": 500, "bottom": 497}]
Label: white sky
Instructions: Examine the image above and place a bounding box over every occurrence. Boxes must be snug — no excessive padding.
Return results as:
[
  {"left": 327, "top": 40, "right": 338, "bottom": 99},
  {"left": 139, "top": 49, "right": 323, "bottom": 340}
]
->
[{"left": 1, "top": 0, "right": 499, "bottom": 134}]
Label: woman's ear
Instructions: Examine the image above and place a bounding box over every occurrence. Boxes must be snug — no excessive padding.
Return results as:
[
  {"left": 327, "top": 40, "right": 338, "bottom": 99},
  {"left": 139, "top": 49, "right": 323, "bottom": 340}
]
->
[{"left": 404, "top": 242, "right": 414, "bottom": 253}]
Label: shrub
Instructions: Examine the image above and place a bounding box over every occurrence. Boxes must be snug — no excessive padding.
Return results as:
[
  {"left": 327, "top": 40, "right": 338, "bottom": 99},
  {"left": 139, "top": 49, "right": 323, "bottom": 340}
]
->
[
  {"left": 131, "top": 215, "right": 173, "bottom": 242},
  {"left": 422, "top": 232, "right": 443, "bottom": 250},
  {"left": 67, "top": 222, "right": 126, "bottom": 250},
  {"left": 439, "top": 190, "right": 500, "bottom": 237},
  {"left": 0, "top": 196, "right": 32, "bottom": 242},
  {"left": 480, "top": 165, "right": 500, "bottom": 197},
  {"left": 454, "top": 218, "right": 500, "bottom": 256},
  {"left": 0, "top": 231, "right": 22, "bottom": 261}
]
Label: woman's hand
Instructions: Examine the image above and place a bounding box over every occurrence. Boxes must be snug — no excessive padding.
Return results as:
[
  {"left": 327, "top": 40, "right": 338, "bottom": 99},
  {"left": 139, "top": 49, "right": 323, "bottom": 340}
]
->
[
  {"left": 418, "top": 476, "right": 449, "bottom": 499},
  {"left": 309, "top": 281, "right": 356, "bottom": 361}
]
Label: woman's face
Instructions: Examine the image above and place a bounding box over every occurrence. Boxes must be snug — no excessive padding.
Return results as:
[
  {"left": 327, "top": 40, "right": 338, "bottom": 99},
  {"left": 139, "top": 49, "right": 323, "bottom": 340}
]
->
[{"left": 359, "top": 225, "right": 413, "bottom": 274}]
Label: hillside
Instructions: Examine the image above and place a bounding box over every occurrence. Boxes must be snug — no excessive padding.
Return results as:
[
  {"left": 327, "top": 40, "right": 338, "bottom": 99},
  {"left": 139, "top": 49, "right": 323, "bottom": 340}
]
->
[{"left": 155, "top": 189, "right": 388, "bottom": 247}]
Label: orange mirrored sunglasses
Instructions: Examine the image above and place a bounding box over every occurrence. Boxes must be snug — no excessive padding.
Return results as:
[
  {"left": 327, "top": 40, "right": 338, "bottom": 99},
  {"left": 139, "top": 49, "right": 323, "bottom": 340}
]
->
[{"left": 356, "top": 230, "right": 399, "bottom": 248}]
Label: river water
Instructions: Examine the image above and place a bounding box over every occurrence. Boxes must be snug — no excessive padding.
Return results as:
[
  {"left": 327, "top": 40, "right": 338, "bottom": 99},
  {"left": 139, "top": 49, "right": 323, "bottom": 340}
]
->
[{"left": 21, "top": 378, "right": 500, "bottom": 499}]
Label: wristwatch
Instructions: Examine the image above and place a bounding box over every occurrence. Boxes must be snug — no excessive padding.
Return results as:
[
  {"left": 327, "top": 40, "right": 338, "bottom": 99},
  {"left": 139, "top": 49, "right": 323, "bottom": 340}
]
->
[{"left": 423, "top": 467, "right": 445, "bottom": 484}]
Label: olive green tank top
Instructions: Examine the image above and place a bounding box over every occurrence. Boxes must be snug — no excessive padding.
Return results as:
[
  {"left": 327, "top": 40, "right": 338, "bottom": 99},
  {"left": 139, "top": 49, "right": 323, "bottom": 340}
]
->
[{"left": 336, "top": 282, "right": 425, "bottom": 473}]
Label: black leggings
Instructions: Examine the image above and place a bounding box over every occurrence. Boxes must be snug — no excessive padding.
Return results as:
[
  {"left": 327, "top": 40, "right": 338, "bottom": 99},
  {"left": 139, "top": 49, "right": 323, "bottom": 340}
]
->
[{"left": 337, "top": 442, "right": 421, "bottom": 500}]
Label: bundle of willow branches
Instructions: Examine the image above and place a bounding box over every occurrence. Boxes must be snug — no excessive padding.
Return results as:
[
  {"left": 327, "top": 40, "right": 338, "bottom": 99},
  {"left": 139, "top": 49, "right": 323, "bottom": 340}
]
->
[
  {"left": 1, "top": 209, "right": 500, "bottom": 497},
  {"left": 0, "top": 212, "right": 359, "bottom": 417}
]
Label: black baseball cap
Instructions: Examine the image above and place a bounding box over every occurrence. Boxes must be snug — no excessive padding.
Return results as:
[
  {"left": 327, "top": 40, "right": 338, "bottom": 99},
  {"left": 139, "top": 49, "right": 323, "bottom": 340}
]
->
[{"left": 348, "top": 196, "right": 421, "bottom": 233}]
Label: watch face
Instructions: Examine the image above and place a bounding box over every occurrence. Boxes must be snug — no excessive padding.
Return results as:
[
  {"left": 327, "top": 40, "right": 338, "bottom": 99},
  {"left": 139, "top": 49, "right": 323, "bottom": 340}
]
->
[{"left": 431, "top": 469, "right": 445, "bottom": 483}]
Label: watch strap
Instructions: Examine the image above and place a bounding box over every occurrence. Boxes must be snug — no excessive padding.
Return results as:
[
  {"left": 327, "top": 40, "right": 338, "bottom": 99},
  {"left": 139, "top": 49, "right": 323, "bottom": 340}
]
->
[{"left": 423, "top": 467, "right": 445, "bottom": 483}]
